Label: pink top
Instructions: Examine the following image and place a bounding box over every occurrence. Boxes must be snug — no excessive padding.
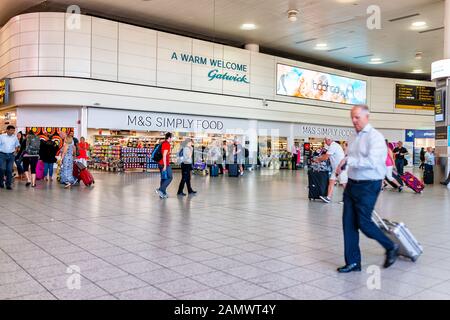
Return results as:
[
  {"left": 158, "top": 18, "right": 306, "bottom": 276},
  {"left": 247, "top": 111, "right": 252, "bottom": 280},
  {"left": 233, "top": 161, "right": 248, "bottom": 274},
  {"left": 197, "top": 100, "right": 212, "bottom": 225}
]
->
[{"left": 386, "top": 153, "right": 394, "bottom": 167}]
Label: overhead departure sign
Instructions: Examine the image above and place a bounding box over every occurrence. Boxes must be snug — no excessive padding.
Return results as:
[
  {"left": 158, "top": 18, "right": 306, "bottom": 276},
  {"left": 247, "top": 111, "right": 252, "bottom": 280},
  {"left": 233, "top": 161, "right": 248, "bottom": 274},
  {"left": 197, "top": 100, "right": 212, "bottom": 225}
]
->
[
  {"left": 0, "top": 79, "right": 10, "bottom": 105},
  {"left": 395, "top": 84, "right": 435, "bottom": 110},
  {"left": 435, "top": 89, "right": 445, "bottom": 122}
]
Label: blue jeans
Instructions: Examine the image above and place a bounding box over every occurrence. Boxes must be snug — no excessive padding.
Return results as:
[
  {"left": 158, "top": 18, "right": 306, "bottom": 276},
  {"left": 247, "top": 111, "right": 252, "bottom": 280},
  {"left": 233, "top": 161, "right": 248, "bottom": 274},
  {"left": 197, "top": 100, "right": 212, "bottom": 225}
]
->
[
  {"left": 343, "top": 179, "right": 395, "bottom": 265},
  {"left": 395, "top": 159, "right": 404, "bottom": 176},
  {"left": 158, "top": 165, "right": 173, "bottom": 195},
  {"left": 44, "top": 162, "right": 54, "bottom": 177},
  {"left": 15, "top": 157, "right": 24, "bottom": 175},
  {"left": 0, "top": 152, "right": 15, "bottom": 187}
]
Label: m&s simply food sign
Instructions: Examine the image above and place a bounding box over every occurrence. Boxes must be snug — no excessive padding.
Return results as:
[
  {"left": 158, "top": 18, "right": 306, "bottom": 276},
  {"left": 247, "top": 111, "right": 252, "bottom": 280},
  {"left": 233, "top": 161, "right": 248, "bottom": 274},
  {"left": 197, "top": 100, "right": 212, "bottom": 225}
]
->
[{"left": 170, "top": 52, "right": 250, "bottom": 84}]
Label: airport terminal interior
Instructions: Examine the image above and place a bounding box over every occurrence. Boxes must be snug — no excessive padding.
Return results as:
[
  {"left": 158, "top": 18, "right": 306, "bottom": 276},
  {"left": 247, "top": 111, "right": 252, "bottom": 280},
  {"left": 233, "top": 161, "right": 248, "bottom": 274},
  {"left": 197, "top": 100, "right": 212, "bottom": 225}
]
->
[{"left": 1, "top": 0, "right": 450, "bottom": 301}]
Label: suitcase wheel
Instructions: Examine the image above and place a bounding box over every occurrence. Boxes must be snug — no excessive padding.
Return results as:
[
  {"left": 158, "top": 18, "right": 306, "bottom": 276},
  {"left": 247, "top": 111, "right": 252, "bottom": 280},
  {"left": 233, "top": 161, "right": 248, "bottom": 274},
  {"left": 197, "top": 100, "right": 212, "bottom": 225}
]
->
[{"left": 411, "top": 256, "right": 418, "bottom": 262}]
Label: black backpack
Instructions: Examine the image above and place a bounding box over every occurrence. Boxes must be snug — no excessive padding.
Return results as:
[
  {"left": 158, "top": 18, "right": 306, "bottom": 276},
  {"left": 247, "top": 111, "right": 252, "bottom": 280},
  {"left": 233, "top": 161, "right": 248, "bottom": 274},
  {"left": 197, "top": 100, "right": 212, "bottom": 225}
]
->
[{"left": 151, "top": 144, "right": 162, "bottom": 162}]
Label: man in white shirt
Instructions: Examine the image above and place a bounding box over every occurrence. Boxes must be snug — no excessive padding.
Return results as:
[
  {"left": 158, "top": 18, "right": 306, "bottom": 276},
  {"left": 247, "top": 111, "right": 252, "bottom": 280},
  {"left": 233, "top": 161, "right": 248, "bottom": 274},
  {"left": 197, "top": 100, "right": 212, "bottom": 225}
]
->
[
  {"left": 0, "top": 125, "right": 20, "bottom": 190},
  {"left": 314, "top": 138, "right": 346, "bottom": 203},
  {"left": 335, "top": 105, "right": 399, "bottom": 273}
]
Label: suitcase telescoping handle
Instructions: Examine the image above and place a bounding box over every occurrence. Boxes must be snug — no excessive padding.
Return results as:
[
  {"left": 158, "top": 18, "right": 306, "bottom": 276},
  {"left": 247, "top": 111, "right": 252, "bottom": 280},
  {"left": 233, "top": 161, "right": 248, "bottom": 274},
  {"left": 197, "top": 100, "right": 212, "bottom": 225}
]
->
[{"left": 372, "top": 211, "right": 389, "bottom": 231}]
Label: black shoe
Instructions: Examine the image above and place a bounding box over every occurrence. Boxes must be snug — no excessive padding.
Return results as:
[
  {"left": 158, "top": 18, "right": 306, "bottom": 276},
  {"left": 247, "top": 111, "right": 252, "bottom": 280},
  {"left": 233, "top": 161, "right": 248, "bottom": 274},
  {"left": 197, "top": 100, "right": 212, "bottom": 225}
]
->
[
  {"left": 25, "top": 182, "right": 31, "bottom": 187},
  {"left": 177, "top": 192, "right": 186, "bottom": 196},
  {"left": 337, "top": 263, "right": 361, "bottom": 273},
  {"left": 188, "top": 190, "right": 197, "bottom": 195},
  {"left": 384, "top": 244, "right": 399, "bottom": 268},
  {"left": 6, "top": 186, "right": 12, "bottom": 190}
]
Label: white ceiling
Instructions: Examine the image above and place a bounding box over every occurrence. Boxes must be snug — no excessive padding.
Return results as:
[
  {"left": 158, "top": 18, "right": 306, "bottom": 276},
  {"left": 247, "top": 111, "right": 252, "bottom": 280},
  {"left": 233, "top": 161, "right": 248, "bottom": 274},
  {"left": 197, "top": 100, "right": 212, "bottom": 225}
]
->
[{"left": 0, "top": 0, "right": 445, "bottom": 77}]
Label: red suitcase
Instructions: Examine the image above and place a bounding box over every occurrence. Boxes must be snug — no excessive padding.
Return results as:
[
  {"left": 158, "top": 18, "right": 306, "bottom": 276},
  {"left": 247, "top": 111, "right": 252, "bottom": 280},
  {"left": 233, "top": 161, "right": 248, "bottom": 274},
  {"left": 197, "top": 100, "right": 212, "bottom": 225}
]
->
[
  {"left": 401, "top": 172, "right": 424, "bottom": 194},
  {"left": 73, "top": 161, "right": 95, "bottom": 186}
]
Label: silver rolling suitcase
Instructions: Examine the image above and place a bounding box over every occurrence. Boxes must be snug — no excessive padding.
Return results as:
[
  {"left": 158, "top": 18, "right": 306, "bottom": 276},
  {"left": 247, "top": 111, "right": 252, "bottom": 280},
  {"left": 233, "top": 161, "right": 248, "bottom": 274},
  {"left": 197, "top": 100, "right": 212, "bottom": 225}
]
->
[{"left": 372, "top": 211, "right": 423, "bottom": 262}]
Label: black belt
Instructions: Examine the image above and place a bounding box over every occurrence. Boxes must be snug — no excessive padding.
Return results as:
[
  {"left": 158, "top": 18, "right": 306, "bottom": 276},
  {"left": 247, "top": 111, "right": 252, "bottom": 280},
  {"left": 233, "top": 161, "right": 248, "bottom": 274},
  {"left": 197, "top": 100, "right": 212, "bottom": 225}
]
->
[
  {"left": 348, "top": 178, "right": 382, "bottom": 184},
  {"left": 0, "top": 152, "right": 14, "bottom": 155}
]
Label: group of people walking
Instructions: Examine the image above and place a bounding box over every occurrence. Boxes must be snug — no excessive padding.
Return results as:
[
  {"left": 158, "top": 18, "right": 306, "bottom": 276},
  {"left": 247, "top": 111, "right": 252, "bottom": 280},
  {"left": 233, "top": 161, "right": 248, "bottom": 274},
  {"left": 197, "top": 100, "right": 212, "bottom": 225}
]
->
[
  {"left": 0, "top": 125, "right": 90, "bottom": 190},
  {"left": 310, "top": 134, "right": 436, "bottom": 202},
  {"left": 1, "top": 104, "right": 438, "bottom": 274},
  {"left": 154, "top": 133, "right": 247, "bottom": 199}
]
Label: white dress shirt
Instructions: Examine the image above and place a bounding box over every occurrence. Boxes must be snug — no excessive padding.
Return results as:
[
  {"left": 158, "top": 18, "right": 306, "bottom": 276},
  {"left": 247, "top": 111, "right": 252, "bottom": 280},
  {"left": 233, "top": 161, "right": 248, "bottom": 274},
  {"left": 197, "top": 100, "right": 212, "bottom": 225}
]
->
[
  {"left": 0, "top": 133, "right": 20, "bottom": 154},
  {"left": 346, "top": 124, "right": 387, "bottom": 181},
  {"left": 326, "top": 141, "right": 345, "bottom": 171},
  {"left": 425, "top": 152, "right": 435, "bottom": 166}
]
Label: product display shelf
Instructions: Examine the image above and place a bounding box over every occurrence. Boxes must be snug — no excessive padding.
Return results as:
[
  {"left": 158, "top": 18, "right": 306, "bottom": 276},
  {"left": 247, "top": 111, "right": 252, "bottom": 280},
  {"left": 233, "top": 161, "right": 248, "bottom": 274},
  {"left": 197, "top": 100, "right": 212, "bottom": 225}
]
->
[
  {"left": 90, "top": 144, "right": 122, "bottom": 172},
  {"left": 121, "top": 147, "right": 159, "bottom": 171}
]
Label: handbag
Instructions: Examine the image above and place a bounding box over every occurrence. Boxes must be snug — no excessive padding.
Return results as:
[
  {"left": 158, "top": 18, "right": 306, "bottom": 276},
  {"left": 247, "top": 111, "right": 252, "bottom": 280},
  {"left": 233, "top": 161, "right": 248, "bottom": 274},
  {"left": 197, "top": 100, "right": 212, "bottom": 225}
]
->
[{"left": 404, "top": 158, "right": 408, "bottom": 166}]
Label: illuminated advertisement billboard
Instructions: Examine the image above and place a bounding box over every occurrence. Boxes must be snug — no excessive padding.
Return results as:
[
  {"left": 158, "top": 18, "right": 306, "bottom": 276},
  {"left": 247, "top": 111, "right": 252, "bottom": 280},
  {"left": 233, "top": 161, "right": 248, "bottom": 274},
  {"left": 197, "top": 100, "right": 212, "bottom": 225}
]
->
[{"left": 276, "top": 64, "right": 367, "bottom": 105}]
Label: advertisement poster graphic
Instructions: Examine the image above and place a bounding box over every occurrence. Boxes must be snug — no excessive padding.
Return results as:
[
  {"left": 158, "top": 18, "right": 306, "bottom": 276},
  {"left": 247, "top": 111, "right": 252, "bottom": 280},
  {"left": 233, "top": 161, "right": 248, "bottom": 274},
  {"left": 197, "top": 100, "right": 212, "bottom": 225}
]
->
[
  {"left": 26, "top": 127, "right": 74, "bottom": 155},
  {"left": 276, "top": 64, "right": 367, "bottom": 105}
]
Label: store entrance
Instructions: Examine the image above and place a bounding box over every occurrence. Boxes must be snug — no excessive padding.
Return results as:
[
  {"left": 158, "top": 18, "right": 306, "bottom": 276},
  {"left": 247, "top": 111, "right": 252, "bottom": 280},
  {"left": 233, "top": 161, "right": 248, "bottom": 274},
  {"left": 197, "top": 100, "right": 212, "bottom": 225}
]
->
[
  {"left": 414, "top": 138, "right": 435, "bottom": 166},
  {"left": 88, "top": 130, "right": 245, "bottom": 173},
  {"left": 257, "top": 136, "right": 290, "bottom": 169}
]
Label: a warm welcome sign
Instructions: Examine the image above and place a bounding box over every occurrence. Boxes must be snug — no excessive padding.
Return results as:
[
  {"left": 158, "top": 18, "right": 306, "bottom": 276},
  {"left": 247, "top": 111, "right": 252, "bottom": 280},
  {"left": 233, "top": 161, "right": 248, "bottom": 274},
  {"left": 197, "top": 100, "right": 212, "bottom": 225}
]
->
[{"left": 170, "top": 52, "right": 250, "bottom": 84}]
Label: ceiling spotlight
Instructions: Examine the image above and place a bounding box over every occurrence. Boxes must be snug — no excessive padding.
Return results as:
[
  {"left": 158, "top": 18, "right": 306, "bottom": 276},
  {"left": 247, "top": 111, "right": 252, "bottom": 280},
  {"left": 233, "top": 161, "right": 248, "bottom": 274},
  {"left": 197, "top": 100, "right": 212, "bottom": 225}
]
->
[
  {"left": 412, "top": 21, "right": 427, "bottom": 28},
  {"left": 412, "top": 69, "right": 423, "bottom": 73},
  {"left": 415, "top": 52, "right": 423, "bottom": 60},
  {"left": 240, "top": 23, "right": 257, "bottom": 30},
  {"left": 287, "top": 9, "right": 299, "bottom": 22},
  {"left": 369, "top": 58, "right": 383, "bottom": 64},
  {"left": 315, "top": 43, "right": 328, "bottom": 50}
]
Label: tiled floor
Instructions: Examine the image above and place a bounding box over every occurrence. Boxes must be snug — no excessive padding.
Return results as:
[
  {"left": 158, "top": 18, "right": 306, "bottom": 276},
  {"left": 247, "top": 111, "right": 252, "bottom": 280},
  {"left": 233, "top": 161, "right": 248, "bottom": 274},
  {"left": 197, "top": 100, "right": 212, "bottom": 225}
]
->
[{"left": 1, "top": 169, "right": 450, "bottom": 300}]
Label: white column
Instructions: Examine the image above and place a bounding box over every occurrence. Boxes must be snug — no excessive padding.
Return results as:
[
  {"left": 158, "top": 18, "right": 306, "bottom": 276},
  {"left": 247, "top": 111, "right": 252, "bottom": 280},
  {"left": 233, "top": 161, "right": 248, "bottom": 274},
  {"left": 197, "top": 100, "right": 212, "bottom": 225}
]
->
[
  {"left": 244, "top": 43, "right": 259, "bottom": 52},
  {"left": 444, "top": 0, "right": 450, "bottom": 181},
  {"left": 80, "top": 106, "right": 88, "bottom": 138},
  {"left": 445, "top": 0, "right": 450, "bottom": 59},
  {"left": 288, "top": 124, "right": 295, "bottom": 153},
  {"left": 248, "top": 119, "right": 258, "bottom": 166}
]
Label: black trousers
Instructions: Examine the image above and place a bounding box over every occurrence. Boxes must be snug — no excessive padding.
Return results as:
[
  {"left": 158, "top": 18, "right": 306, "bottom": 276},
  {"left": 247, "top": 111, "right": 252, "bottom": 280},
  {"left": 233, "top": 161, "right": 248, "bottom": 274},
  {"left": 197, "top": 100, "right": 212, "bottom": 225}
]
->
[
  {"left": 178, "top": 163, "right": 193, "bottom": 193},
  {"left": 292, "top": 155, "right": 297, "bottom": 170},
  {"left": 23, "top": 156, "right": 39, "bottom": 174},
  {"left": 217, "top": 163, "right": 224, "bottom": 174},
  {"left": 419, "top": 161, "right": 425, "bottom": 170}
]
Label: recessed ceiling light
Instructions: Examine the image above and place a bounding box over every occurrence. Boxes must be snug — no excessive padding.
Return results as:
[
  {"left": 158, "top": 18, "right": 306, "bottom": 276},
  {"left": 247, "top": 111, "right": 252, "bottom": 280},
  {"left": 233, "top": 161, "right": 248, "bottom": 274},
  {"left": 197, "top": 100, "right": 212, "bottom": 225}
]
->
[
  {"left": 412, "top": 69, "right": 423, "bottom": 73},
  {"left": 368, "top": 58, "right": 384, "bottom": 64},
  {"left": 411, "top": 21, "right": 427, "bottom": 28},
  {"left": 240, "top": 23, "right": 257, "bottom": 30},
  {"left": 315, "top": 43, "right": 328, "bottom": 50}
]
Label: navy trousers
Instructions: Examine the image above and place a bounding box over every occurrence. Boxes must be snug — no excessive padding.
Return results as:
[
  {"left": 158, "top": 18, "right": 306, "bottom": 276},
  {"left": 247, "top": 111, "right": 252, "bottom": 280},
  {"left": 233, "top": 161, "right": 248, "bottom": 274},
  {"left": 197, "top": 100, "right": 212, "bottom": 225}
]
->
[
  {"left": 343, "top": 179, "right": 395, "bottom": 265},
  {"left": 395, "top": 159, "right": 404, "bottom": 176}
]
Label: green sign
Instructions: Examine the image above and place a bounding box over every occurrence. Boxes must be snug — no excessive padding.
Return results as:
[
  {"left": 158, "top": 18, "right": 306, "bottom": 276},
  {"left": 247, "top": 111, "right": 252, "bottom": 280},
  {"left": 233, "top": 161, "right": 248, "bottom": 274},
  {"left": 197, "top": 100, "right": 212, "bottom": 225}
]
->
[{"left": 170, "top": 52, "right": 249, "bottom": 84}]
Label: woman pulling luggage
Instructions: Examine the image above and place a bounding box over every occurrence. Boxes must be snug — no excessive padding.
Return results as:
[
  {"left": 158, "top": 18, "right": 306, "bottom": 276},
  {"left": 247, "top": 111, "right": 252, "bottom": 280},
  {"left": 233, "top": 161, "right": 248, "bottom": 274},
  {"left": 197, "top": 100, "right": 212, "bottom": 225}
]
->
[{"left": 383, "top": 140, "right": 403, "bottom": 192}]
